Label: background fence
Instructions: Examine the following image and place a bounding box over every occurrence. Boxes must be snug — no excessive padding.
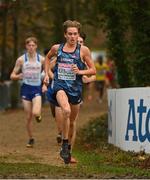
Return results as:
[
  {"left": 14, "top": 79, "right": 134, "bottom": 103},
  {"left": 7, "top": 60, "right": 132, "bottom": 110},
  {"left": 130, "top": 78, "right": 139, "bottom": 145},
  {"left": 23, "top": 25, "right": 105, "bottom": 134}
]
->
[
  {"left": 0, "top": 81, "right": 12, "bottom": 110},
  {"left": 0, "top": 81, "right": 48, "bottom": 111}
]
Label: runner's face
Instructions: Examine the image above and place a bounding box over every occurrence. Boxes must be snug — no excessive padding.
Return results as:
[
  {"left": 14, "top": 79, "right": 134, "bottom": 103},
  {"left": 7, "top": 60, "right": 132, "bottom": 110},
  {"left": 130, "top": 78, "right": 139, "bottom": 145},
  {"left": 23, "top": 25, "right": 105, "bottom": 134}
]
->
[
  {"left": 64, "top": 27, "right": 79, "bottom": 45},
  {"left": 78, "top": 36, "right": 84, "bottom": 45},
  {"left": 26, "top": 41, "right": 37, "bottom": 54}
]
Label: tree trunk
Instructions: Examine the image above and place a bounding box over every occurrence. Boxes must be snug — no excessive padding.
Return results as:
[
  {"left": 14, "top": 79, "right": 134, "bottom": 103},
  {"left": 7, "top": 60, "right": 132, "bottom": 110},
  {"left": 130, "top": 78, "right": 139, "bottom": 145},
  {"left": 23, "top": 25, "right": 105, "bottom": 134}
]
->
[{"left": 1, "top": 0, "right": 8, "bottom": 81}]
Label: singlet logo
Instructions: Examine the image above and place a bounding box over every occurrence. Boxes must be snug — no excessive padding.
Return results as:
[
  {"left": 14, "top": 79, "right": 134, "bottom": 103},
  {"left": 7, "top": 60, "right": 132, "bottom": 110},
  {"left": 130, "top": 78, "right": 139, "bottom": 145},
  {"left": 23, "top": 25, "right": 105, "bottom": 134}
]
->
[{"left": 60, "top": 58, "right": 74, "bottom": 63}]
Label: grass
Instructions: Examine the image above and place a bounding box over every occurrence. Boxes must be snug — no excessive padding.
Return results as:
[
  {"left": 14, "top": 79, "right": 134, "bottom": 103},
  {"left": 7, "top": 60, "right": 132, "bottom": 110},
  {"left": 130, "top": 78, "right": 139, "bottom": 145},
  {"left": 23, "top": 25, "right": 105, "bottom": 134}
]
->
[
  {"left": 75, "top": 114, "right": 150, "bottom": 178},
  {"left": 0, "top": 114, "right": 150, "bottom": 178}
]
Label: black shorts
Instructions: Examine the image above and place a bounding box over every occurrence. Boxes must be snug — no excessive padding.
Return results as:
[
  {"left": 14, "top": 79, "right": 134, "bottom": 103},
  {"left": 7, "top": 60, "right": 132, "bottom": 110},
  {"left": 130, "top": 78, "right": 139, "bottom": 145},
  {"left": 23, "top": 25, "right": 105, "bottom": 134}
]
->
[{"left": 54, "top": 86, "right": 82, "bottom": 106}]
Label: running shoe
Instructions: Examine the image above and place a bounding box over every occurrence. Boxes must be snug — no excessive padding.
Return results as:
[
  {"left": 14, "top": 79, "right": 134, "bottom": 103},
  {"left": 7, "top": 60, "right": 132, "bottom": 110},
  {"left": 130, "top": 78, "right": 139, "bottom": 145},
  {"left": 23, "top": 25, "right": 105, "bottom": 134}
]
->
[
  {"left": 56, "top": 133, "right": 62, "bottom": 144},
  {"left": 35, "top": 115, "right": 42, "bottom": 123},
  {"left": 60, "top": 143, "right": 71, "bottom": 164},
  {"left": 26, "top": 138, "right": 35, "bottom": 148},
  {"left": 59, "top": 154, "right": 78, "bottom": 163},
  {"left": 70, "top": 156, "right": 78, "bottom": 163}
]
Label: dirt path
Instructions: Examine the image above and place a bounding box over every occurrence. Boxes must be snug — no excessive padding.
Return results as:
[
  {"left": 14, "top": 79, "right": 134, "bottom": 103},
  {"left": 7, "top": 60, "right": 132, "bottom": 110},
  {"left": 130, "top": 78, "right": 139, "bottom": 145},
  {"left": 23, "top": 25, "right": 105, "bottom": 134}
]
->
[{"left": 0, "top": 89, "right": 108, "bottom": 166}]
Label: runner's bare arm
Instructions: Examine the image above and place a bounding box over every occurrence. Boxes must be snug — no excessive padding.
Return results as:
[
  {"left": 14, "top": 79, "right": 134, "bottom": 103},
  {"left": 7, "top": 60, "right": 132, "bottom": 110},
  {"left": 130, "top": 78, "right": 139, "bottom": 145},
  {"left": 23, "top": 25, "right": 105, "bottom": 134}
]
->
[
  {"left": 10, "top": 58, "right": 23, "bottom": 80},
  {"left": 48, "top": 58, "right": 56, "bottom": 79},
  {"left": 41, "top": 56, "right": 45, "bottom": 71},
  {"left": 42, "top": 83, "right": 48, "bottom": 93},
  {"left": 82, "top": 75, "right": 96, "bottom": 83},
  {"left": 44, "top": 45, "right": 59, "bottom": 84},
  {"left": 72, "top": 46, "right": 96, "bottom": 76}
]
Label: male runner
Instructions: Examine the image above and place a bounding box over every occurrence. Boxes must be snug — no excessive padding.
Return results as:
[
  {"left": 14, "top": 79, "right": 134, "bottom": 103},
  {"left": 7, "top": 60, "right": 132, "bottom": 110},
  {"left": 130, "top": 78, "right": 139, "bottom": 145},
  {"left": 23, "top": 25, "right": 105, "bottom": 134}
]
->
[
  {"left": 44, "top": 20, "right": 96, "bottom": 164},
  {"left": 10, "top": 37, "right": 45, "bottom": 147}
]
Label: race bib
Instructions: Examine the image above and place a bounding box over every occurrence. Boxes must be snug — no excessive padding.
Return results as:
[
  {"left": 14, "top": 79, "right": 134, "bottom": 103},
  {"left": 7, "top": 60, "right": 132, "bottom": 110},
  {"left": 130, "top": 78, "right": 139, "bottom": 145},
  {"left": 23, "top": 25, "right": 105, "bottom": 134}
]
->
[{"left": 58, "top": 63, "right": 76, "bottom": 80}]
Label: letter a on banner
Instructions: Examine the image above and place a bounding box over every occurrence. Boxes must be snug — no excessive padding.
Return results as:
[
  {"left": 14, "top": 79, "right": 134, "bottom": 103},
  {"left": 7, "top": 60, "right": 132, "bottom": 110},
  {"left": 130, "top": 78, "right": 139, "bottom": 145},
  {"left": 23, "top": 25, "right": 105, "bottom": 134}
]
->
[{"left": 125, "top": 99, "right": 138, "bottom": 141}]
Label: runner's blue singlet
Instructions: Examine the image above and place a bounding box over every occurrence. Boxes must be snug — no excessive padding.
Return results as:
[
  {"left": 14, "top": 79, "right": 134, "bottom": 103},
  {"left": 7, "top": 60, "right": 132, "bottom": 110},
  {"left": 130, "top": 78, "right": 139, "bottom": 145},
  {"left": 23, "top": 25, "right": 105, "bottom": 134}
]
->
[{"left": 53, "top": 43, "right": 86, "bottom": 97}]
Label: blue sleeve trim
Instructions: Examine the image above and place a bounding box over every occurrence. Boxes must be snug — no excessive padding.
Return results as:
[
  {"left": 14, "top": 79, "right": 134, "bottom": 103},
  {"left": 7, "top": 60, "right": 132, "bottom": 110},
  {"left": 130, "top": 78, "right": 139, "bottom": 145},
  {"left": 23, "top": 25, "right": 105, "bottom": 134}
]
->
[
  {"left": 37, "top": 53, "right": 40, "bottom": 62},
  {"left": 25, "top": 53, "right": 28, "bottom": 62}
]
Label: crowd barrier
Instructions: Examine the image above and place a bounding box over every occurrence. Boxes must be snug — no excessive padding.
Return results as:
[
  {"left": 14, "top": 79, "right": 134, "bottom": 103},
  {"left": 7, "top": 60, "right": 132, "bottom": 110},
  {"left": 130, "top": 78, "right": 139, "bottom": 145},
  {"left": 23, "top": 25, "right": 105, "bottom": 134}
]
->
[
  {"left": 0, "top": 81, "right": 12, "bottom": 110},
  {"left": 108, "top": 87, "right": 150, "bottom": 153}
]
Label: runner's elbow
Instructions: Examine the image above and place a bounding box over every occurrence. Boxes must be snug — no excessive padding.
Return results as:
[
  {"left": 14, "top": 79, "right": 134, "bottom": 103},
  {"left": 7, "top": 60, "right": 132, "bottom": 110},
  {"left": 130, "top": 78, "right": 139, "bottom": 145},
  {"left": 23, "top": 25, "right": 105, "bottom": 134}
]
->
[
  {"left": 10, "top": 73, "right": 14, "bottom": 80},
  {"left": 92, "top": 68, "right": 96, "bottom": 75}
]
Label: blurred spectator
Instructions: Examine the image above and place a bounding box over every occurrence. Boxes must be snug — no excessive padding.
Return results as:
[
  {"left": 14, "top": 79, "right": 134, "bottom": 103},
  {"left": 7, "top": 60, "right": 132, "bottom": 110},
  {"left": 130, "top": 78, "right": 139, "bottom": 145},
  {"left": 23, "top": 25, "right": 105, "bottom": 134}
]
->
[
  {"left": 95, "top": 55, "right": 108, "bottom": 103},
  {"left": 106, "top": 56, "right": 118, "bottom": 88}
]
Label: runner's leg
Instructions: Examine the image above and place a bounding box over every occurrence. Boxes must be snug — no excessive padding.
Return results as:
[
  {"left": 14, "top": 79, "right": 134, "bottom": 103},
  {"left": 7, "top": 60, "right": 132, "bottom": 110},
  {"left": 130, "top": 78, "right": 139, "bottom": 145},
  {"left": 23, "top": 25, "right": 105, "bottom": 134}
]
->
[
  {"left": 68, "top": 104, "right": 80, "bottom": 163},
  {"left": 32, "top": 95, "right": 42, "bottom": 117},
  {"left": 56, "top": 90, "right": 71, "bottom": 163},
  {"left": 55, "top": 106, "right": 63, "bottom": 144},
  {"left": 50, "top": 103, "right": 55, "bottom": 118},
  {"left": 56, "top": 90, "right": 71, "bottom": 140},
  {"left": 22, "top": 99, "right": 33, "bottom": 139},
  {"left": 69, "top": 104, "right": 80, "bottom": 149},
  {"left": 55, "top": 106, "right": 63, "bottom": 136}
]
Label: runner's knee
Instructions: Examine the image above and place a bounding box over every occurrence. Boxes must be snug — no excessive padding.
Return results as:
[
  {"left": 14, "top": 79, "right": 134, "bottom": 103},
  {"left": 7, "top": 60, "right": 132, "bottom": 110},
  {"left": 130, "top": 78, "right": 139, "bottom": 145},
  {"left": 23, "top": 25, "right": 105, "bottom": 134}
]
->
[{"left": 62, "top": 107, "right": 71, "bottom": 119}]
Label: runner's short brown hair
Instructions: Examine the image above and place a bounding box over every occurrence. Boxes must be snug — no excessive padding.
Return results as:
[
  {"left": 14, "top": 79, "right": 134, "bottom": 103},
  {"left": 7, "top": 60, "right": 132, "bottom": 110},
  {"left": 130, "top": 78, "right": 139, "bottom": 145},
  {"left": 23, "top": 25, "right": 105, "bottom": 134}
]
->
[
  {"left": 63, "top": 20, "right": 81, "bottom": 33},
  {"left": 25, "top": 37, "right": 38, "bottom": 45}
]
